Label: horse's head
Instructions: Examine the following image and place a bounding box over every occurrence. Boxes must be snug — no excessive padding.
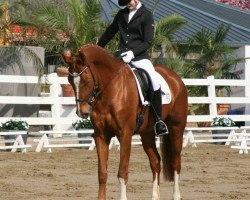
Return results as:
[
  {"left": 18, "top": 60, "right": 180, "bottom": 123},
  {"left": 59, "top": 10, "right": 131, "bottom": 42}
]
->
[{"left": 63, "top": 49, "right": 95, "bottom": 118}]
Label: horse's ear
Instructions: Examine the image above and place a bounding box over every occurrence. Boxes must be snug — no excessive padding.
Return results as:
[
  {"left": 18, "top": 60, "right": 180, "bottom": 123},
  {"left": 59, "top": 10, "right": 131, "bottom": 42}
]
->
[
  {"left": 62, "top": 49, "right": 73, "bottom": 64},
  {"left": 78, "top": 49, "right": 87, "bottom": 65}
]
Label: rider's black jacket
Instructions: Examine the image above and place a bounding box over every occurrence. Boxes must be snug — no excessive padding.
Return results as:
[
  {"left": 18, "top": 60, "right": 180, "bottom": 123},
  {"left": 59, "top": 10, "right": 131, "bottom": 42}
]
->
[{"left": 97, "top": 4, "right": 154, "bottom": 61}]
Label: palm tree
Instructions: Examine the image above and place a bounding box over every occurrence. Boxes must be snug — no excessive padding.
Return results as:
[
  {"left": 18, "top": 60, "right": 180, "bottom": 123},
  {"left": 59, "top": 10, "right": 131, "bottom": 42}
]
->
[
  {"left": 0, "top": 0, "right": 45, "bottom": 77},
  {"left": 0, "top": 0, "right": 26, "bottom": 45},
  {"left": 152, "top": 14, "right": 188, "bottom": 60},
  {"left": 178, "top": 24, "right": 244, "bottom": 116},
  {"left": 0, "top": 45, "right": 44, "bottom": 77},
  {"left": 180, "top": 24, "right": 244, "bottom": 97},
  {"left": 150, "top": 14, "right": 190, "bottom": 80},
  {"left": 16, "top": 0, "right": 103, "bottom": 65},
  {"left": 0, "top": 0, "right": 9, "bottom": 45},
  {"left": 179, "top": 24, "right": 242, "bottom": 80}
]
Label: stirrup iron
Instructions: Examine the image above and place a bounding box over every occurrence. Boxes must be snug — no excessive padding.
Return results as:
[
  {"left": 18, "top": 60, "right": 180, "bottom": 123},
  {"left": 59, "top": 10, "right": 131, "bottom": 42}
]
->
[{"left": 154, "top": 120, "right": 169, "bottom": 136}]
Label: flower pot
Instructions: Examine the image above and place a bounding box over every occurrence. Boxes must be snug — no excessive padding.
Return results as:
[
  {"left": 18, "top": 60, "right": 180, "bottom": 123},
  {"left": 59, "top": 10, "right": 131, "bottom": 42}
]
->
[
  {"left": 61, "top": 84, "right": 75, "bottom": 97},
  {"left": 56, "top": 67, "right": 69, "bottom": 77},
  {"left": 211, "top": 129, "right": 230, "bottom": 145},
  {"left": 56, "top": 67, "right": 75, "bottom": 97},
  {"left": 217, "top": 104, "right": 230, "bottom": 115},
  {"left": 4, "top": 134, "right": 16, "bottom": 148}
]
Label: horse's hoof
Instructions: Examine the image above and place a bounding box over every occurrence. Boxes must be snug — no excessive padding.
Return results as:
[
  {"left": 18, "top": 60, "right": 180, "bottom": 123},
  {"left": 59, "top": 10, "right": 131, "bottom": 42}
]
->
[{"left": 172, "top": 196, "right": 181, "bottom": 200}]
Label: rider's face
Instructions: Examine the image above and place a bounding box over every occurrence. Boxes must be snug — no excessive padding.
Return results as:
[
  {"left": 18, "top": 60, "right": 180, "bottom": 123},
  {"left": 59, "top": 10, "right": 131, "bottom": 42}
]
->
[{"left": 127, "top": 0, "right": 139, "bottom": 10}]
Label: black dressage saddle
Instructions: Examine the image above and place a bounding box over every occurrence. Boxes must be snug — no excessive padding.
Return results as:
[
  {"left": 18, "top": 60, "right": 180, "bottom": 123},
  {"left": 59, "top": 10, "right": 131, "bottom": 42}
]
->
[{"left": 130, "top": 64, "right": 153, "bottom": 102}]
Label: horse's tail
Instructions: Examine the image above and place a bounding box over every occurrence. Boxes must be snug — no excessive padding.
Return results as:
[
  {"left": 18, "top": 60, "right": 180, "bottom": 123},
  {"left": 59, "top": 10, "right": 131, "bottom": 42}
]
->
[{"left": 161, "top": 135, "right": 174, "bottom": 181}]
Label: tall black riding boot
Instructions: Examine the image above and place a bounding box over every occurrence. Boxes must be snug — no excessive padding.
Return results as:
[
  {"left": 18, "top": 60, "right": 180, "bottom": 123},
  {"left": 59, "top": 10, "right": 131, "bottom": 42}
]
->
[{"left": 151, "top": 88, "right": 168, "bottom": 136}]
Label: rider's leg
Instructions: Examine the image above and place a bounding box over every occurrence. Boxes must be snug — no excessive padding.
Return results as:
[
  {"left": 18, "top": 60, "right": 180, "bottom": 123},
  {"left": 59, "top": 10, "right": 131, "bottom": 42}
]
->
[
  {"left": 151, "top": 87, "right": 169, "bottom": 136},
  {"left": 131, "top": 59, "right": 158, "bottom": 89},
  {"left": 131, "top": 59, "right": 168, "bottom": 136}
]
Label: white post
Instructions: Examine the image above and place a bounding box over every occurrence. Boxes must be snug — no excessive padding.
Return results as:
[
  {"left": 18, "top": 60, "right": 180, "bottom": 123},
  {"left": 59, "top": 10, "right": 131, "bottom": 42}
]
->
[
  {"left": 244, "top": 46, "right": 250, "bottom": 126},
  {"left": 49, "top": 73, "right": 62, "bottom": 133},
  {"left": 207, "top": 76, "right": 217, "bottom": 116}
]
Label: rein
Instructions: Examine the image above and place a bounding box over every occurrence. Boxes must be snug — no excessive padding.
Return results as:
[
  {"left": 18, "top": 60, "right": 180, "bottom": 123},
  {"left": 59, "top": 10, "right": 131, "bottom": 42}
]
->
[{"left": 70, "top": 63, "right": 126, "bottom": 104}]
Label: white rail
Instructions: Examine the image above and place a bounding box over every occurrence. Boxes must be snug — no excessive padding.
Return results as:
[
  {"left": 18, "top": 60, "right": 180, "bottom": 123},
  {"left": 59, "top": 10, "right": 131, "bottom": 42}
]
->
[
  {"left": 183, "top": 76, "right": 250, "bottom": 123},
  {"left": 1, "top": 74, "right": 250, "bottom": 128}
]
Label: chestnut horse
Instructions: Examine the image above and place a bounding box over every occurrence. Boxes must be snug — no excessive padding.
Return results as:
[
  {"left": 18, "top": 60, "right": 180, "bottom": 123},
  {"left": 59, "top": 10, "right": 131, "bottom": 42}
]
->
[{"left": 63, "top": 44, "right": 188, "bottom": 200}]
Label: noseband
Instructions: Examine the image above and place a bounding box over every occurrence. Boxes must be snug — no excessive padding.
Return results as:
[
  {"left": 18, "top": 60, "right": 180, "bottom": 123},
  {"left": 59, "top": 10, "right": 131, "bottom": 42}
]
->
[{"left": 69, "top": 62, "right": 126, "bottom": 105}]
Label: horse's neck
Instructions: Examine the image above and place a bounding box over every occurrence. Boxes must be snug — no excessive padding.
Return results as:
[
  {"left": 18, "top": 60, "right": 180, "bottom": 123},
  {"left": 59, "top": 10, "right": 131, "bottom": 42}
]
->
[
  {"left": 85, "top": 45, "right": 126, "bottom": 89},
  {"left": 93, "top": 57, "right": 123, "bottom": 84},
  {"left": 89, "top": 52, "right": 123, "bottom": 83}
]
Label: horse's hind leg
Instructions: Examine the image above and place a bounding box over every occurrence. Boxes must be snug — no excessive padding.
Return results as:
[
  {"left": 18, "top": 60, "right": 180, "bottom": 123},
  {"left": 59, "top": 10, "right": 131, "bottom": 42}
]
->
[
  {"left": 165, "top": 118, "right": 186, "bottom": 200},
  {"left": 171, "top": 125, "right": 184, "bottom": 200},
  {"left": 141, "top": 133, "right": 161, "bottom": 200}
]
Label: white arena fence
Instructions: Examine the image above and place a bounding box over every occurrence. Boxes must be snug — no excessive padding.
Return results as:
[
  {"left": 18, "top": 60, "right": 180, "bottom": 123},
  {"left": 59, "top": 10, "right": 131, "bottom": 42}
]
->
[
  {"left": 183, "top": 126, "right": 250, "bottom": 154},
  {"left": 184, "top": 75, "right": 250, "bottom": 124},
  {"left": 0, "top": 74, "right": 250, "bottom": 153}
]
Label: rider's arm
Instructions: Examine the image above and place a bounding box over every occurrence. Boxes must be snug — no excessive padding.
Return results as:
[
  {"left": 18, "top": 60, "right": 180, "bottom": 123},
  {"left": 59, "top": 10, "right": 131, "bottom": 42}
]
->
[{"left": 97, "top": 12, "right": 120, "bottom": 47}]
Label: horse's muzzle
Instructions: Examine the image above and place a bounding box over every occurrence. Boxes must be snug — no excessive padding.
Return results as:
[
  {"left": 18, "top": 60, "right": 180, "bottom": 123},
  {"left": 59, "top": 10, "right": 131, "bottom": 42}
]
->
[
  {"left": 81, "top": 113, "right": 89, "bottom": 119},
  {"left": 76, "top": 110, "right": 89, "bottom": 119}
]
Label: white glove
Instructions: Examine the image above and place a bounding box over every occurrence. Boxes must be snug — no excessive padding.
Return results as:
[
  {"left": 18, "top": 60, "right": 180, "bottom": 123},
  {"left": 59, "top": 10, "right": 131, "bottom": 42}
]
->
[{"left": 121, "top": 50, "right": 134, "bottom": 63}]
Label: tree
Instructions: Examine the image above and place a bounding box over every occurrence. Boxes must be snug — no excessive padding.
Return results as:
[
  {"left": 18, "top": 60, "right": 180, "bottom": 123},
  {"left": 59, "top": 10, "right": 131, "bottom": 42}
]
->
[
  {"left": 16, "top": 0, "right": 104, "bottom": 65},
  {"left": 151, "top": 14, "right": 192, "bottom": 79},
  {"left": 0, "top": 46, "right": 44, "bottom": 77},
  {"left": 0, "top": 0, "right": 44, "bottom": 77},
  {"left": 152, "top": 14, "right": 188, "bottom": 60},
  {"left": 178, "top": 24, "right": 244, "bottom": 115},
  {"left": 180, "top": 24, "right": 242, "bottom": 80},
  {"left": 0, "top": 0, "right": 29, "bottom": 45}
]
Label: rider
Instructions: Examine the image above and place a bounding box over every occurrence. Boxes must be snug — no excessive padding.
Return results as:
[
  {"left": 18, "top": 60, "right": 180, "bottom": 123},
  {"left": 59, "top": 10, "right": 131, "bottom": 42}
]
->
[{"left": 97, "top": 0, "right": 168, "bottom": 136}]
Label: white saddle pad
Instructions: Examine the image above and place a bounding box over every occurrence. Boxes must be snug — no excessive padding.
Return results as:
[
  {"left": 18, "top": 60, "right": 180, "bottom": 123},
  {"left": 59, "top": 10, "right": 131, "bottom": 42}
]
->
[{"left": 131, "top": 68, "right": 171, "bottom": 105}]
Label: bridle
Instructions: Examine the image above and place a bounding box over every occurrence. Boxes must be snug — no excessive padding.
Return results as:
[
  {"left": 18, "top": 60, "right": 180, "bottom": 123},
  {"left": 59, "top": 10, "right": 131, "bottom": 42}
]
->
[
  {"left": 69, "top": 62, "right": 126, "bottom": 105},
  {"left": 69, "top": 63, "right": 98, "bottom": 104}
]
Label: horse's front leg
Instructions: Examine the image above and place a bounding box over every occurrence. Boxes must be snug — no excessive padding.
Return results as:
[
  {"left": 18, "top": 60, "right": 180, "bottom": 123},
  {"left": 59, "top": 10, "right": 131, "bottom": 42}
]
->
[
  {"left": 94, "top": 134, "right": 111, "bottom": 200},
  {"left": 117, "top": 131, "right": 132, "bottom": 200}
]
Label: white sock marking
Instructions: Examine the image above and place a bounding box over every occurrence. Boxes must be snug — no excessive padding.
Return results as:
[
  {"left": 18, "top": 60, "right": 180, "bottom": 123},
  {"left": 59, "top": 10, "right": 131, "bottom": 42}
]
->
[
  {"left": 173, "top": 171, "right": 181, "bottom": 200},
  {"left": 152, "top": 173, "right": 160, "bottom": 200},
  {"left": 118, "top": 177, "right": 127, "bottom": 200}
]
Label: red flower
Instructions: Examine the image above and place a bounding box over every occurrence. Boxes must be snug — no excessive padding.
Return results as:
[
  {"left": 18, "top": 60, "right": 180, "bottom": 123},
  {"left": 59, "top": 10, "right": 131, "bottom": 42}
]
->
[{"left": 215, "top": 0, "right": 250, "bottom": 10}]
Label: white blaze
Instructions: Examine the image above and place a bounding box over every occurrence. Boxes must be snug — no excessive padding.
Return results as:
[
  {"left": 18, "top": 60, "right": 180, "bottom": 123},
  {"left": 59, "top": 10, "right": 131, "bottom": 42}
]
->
[{"left": 73, "top": 74, "right": 81, "bottom": 115}]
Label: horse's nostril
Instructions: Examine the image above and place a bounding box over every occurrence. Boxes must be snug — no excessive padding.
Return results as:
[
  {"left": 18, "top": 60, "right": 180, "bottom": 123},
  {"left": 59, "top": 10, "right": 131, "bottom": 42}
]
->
[{"left": 82, "top": 113, "right": 89, "bottom": 119}]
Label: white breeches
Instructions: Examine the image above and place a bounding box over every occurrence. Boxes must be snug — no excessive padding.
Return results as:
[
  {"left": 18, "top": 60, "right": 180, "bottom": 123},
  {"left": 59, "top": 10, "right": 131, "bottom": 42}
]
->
[{"left": 131, "top": 59, "right": 161, "bottom": 91}]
